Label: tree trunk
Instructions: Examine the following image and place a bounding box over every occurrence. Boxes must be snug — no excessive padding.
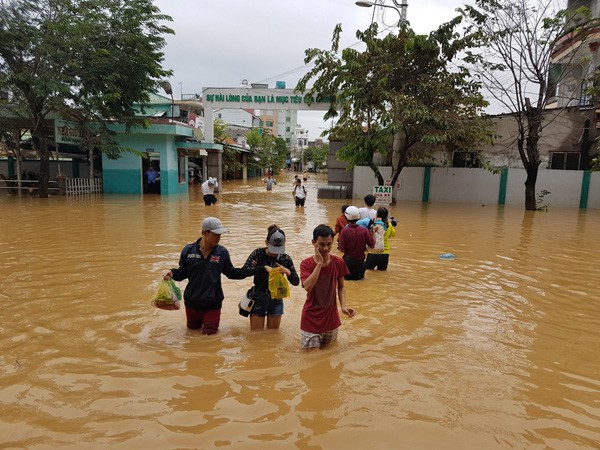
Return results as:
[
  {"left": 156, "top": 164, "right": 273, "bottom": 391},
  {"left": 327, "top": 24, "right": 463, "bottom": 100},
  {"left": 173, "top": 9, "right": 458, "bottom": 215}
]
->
[
  {"left": 89, "top": 145, "right": 94, "bottom": 178},
  {"left": 391, "top": 131, "right": 401, "bottom": 170},
  {"left": 38, "top": 140, "right": 50, "bottom": 198},
  {"left": 369, "top": 162, "right": 384, "bottom": 185},
  {"left": 524, "top": 167, "right": 538, "bottom": 211},
  {"left": 15, "top": 129, "right": 22, "bottom": 197},
  {"left": 522, "top": 100, "right": 542, "bottom": 211}
]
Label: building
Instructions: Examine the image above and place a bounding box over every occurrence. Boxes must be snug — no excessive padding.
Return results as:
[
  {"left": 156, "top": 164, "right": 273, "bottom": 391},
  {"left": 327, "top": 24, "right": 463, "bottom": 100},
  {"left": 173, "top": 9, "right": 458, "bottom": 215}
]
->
[
  {"left": 549, "top": 0, "right": 600, "bottom": 111},
  {"left": 0, "top": 91, "right": 225, "bottom": 196},
  {"left": 102, "top": 92, "right": 230, "bottom": 195},
  {"left": 290, "top": 126, "right": 309, "bottom": 171}
]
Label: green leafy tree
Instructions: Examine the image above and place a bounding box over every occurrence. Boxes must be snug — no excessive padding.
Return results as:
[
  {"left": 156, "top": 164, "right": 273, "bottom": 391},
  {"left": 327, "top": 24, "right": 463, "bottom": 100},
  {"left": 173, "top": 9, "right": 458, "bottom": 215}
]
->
[
  {"left": 246, "top": 129, "right": 287, "bottom": 174},
  {"left": 0, "top": 0, "right": 173, "bottom": 197},
  {"left": 459, "top": 0, "right": 593, "bottom": 210},
  {"left": 214, "top": 118, "right": 241, "bottom": 179},
  {"left": 303, "top": 143, "right": 328, "bottom": 172},
  {"left": 297, "top": 22, "right": 493, "bottom": 191}
]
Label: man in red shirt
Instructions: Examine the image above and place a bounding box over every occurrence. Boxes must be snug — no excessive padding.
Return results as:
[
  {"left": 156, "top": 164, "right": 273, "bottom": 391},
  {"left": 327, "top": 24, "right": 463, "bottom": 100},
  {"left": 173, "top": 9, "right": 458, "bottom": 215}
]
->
[
  {"left": 299, "top": 224, "right": 356, "bottom": 349},
  {"left": 333, "top": 204, "right": 349, "bottom": 238},
  {"left": 338, "top": 206, "right": 375, "bottom": 280}
]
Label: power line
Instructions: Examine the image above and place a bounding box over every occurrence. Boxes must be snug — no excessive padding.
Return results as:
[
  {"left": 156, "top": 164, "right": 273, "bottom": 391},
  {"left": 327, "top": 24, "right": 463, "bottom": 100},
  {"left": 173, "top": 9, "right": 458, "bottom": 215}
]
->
[{"left": 256, "top": 23, "right": 398, "bottom": 85}]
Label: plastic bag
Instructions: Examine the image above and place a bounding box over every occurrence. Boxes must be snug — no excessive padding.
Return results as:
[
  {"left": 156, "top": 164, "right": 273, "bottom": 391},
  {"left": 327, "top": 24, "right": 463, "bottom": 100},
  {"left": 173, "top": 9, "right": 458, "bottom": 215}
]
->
[
  {"left": 370, "top": 223, "right": 385, "bottom": 252},
  {"left": 238, "top": 288, "right": 255, "bottom": 317},
  {"left": 152, "top": 279, "right": 182, "bottom": 310},
  {"left": 268, "top": 268, "right": 290, "bottom": 299}
]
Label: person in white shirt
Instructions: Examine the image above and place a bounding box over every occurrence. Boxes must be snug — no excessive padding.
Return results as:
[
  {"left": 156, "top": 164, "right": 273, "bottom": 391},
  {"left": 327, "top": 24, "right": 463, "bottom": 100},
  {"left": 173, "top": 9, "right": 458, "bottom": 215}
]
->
[
  {"left": 293, "top": 179, "right": 307, "bottom": 207},
  {"left": 358, "top": 194, "right": 377, "bottom": 220},
  {"left": 201, "top": 177, "right": 219, "bottom": 205}
]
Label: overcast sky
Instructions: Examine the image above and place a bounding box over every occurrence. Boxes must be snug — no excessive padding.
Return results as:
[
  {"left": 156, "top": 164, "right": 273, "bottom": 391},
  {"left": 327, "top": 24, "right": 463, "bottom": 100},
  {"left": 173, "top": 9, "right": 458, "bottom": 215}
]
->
[{"left": 152, "top": 0, "right": 468, "bottom": 140}]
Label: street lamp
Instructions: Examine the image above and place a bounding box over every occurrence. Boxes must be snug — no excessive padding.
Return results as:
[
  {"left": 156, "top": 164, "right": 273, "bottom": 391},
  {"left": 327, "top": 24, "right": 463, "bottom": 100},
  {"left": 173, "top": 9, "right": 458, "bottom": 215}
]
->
[
  {"left": 355, "top": 0, "right": 408, "bottom": 26},
  {"left": 162, "top": 81, "right": 174, "bottom": 122}
]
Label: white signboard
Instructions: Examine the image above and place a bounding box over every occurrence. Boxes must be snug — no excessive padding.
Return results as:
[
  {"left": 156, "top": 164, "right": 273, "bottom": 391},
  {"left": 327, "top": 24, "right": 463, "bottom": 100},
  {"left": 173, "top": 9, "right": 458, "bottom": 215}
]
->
[
  {"left": 373, "top": 185, "right": 392, "bottom": 205},
  {"left": 55, "top": 119, "right": 83, "bottom": 145}
]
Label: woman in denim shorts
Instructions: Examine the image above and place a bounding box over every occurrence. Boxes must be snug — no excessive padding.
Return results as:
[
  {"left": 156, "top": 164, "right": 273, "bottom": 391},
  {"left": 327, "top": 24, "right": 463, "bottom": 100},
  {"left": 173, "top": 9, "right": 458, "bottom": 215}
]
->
[{"left": 242, "top": 225, "right": 299, "bottom": 330}]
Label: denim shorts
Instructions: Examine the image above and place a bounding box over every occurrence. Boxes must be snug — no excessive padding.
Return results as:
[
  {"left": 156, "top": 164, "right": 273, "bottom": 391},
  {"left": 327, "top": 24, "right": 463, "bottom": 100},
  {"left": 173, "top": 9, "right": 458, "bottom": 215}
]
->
[{"left": 250, "top": 298, "right": 284, "bottom": 317}]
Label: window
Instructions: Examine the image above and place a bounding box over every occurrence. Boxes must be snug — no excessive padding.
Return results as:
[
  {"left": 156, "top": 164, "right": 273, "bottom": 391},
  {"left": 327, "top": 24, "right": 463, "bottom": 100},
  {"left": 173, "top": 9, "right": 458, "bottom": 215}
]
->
[
  {"left": 286, "top": 127, "right": 290, "bottom": 132},
  {"left": 547, "top": 63, "right": 561, "bottom": 102},
  {"left": 286, "top": 137, "right": 291, "bottom": 143},
  {"left": 452, "top": 151, "right": 481, "bottom": 168},
  {"left": 266, "top": 121, "right": 274, "bottom": 127},
  {"left": 550, "top": 152, "right": 580, "bottom": 170},
  {"left": 286, "top": 117, "right": 290, "bottom": 122}
]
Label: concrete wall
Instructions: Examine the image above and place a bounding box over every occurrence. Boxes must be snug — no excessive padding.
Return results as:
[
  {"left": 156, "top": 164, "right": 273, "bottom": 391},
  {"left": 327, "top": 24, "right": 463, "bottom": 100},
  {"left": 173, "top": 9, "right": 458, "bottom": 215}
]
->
[
  {"left": 504, "top": 168, "right": 584, "bottom": 207},
  {"left": 103, "top": 133, "right": 188, "bottom": 195},
  {"left": 429, "top": 167, "right": 500, "bottom": 204},
  {"left": 394, "top": 167, "right": 424, "bottom": 202},
  {"left": 479, "top": 109, "right": 597, "bottom": 169},
  {"left": 206, "top": 150, "right": 222, "bottom": 189},
  {"left": 103, "top": 149, "right": 143, "bottom": 194},
  {"left": 326, "top": 141, "right": 353, "bottom": 190},
  {"left": 383, "top": 108, "right": 597, "bottom": 170},
  {"left": 353, "top": 165, "right": 600, "bottom": 208}
]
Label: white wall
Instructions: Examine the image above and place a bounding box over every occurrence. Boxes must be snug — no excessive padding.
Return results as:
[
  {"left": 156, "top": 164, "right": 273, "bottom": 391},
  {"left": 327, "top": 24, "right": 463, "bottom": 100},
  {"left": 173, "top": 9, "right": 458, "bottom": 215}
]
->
[
  {"left": 395, "top": 167, "right": 424, "bottom": 202},
  {"left": 352, "top": 165, "right": 599, "bottom": 208},
  {"left": 352, "top": 166, "right": 392, "bottom": 200},
  {"left": 430, "top": 167, "right": 500, "bottom": 204},
  {"left": 589, "top": 172, "right": 600, "bottom": 209}
]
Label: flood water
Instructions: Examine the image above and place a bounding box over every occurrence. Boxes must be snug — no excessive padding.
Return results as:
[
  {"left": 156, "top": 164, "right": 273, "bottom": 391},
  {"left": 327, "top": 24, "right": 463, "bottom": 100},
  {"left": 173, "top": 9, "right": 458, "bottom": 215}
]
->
[{"left": 1, "top": 172, "right": 599, "bottom": 449}]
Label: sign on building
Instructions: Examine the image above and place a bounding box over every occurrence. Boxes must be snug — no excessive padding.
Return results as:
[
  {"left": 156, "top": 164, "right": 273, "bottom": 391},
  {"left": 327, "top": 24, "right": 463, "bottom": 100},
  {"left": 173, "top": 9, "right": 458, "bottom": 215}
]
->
[
  {"left": 54, "top": 119, "right": 84, "bottom": 145},
  {"left": 373, "top": 185, "right": 392, "bottom": 205}
]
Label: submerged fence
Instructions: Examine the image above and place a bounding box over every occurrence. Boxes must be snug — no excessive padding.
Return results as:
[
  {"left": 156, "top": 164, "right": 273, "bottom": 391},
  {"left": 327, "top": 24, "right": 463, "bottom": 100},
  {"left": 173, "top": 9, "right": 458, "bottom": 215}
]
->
[
  {"left": 0, "top": 178, "right": 59, "bottom": 194},
  {"left": 0, "top": 177, "right": 103, "bottom": 195},
  {"left": 317, "top": 184, "right": 350, "bottom": 199},
  {"left": 65, "top": 177, "right": 102, "bottom": 195}
]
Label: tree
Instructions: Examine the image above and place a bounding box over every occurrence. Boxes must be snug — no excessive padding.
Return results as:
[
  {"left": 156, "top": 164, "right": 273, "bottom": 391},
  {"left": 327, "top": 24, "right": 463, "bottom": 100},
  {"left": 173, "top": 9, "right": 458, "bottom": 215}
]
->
[
  {"left": 246, "top": 129, "right": 287, "bottom": 174},
  {"left": 213, "top": 118, "right": 241, "bottom": 179},
  {"left": 459, "top": 0, "right": 593, "bottom": 210},
  {"left": 0, "top": 0, "right": 173, "bottom": 197},
  {"left": 296, "top": 22, "right": 492, "bottom": 190},
  {"left": 303, "top": 143, "right": 328, "bottom": 172}
]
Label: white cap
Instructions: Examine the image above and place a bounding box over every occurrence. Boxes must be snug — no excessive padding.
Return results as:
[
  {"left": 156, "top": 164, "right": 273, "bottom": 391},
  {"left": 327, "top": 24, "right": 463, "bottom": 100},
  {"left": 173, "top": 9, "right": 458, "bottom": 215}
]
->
[
  {"left": 344, "top": 206, "right": 360, "bottom": 221},
  {"left": 201, "top": 217, "right": 228, "bottom": 234}
]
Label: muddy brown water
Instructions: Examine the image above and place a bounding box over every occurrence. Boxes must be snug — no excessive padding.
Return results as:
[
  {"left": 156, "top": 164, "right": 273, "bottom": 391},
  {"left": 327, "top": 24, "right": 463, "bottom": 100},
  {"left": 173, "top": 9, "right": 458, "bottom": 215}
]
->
[{"left": 1, "top": 172, "right": 599, "bottom": 449}]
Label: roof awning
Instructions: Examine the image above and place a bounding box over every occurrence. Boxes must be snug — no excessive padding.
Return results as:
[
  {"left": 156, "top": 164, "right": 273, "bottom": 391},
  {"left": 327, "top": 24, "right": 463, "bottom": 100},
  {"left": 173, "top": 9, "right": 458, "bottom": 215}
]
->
[{"left": 178, "top": 148, "right": 207, "bottom": 157}]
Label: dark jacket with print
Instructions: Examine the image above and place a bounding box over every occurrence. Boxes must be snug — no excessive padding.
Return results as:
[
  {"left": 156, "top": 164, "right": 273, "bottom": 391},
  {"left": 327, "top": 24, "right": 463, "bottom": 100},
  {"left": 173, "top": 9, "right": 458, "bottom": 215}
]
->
[
  {"left": 171, "top": 239, "right": 248, "bottom": 311},
  {"left": 242, "top": 248, "right": 300, "bottom": 300}
]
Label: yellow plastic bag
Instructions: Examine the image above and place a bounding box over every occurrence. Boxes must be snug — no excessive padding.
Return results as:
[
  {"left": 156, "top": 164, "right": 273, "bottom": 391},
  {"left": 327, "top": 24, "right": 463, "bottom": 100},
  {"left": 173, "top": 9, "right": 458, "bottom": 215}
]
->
[
  {"left": 152, "top": 279, "right": 181, "bottom": 310},
  {"left": 268, "top": 268, "right": 290, "bottom": 299}
]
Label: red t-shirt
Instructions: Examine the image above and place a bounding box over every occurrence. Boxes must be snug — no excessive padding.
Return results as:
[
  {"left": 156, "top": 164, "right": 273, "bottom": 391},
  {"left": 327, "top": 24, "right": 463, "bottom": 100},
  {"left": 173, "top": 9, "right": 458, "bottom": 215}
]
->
[
  {"left": 334, "top": 215, "right": 349, "bottom": 236},
  {"left": 338, "top": 223, "right": 374, "bottom": 260},
  {"left": 299, "top": 254, "right": 349, "bottom": 333}
]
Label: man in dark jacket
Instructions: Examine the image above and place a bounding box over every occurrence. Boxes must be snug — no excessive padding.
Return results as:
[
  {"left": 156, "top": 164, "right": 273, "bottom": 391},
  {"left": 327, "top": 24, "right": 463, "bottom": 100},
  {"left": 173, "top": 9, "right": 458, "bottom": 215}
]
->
[{"left": 164, "top": 217, "right": 249, "bottom": 334}]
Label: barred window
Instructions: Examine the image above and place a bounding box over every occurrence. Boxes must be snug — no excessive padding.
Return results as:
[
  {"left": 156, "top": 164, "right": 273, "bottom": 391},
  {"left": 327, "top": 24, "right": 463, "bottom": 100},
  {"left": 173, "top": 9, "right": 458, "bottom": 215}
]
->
[
  {"left": 452, "top": 151, "right": 481, "bottom": 168},
  {"left": 550, "top": 152, "right": 580, "bottom": 170}
]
